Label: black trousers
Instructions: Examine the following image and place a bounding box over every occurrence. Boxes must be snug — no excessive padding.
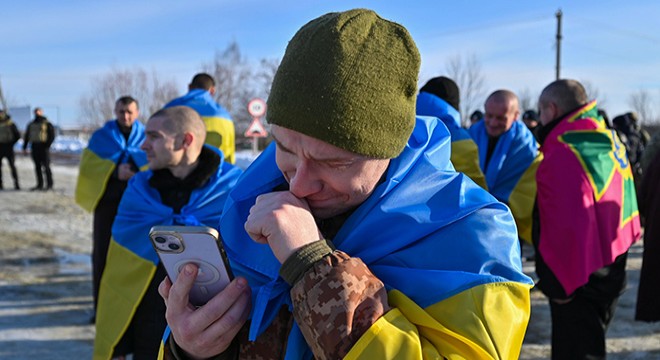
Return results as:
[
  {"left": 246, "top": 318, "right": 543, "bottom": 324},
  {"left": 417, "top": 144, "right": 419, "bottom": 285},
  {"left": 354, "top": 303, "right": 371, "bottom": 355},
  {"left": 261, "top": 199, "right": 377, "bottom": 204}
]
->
[
  {"left": 549, "top": 253, "right": 628, "bottom": 360},
  {"left": 92, "top": 199, "right": 121, "bottom": 310},
  {"left": 30, "top": 144, "right": 52, "bottom": 188},
  {"left": 0, "top": 149, "right": 19, "bottom": 188},
  {"left": 113, "top": 266, "right": 168, "bottom": 359}
]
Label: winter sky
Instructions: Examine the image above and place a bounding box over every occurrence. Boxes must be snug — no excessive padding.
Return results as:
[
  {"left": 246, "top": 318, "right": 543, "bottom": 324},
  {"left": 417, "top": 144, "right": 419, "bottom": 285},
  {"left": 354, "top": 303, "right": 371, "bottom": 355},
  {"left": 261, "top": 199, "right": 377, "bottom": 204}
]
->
[{"left": 2, "top": 0, "right": 659, "bottom": 127}]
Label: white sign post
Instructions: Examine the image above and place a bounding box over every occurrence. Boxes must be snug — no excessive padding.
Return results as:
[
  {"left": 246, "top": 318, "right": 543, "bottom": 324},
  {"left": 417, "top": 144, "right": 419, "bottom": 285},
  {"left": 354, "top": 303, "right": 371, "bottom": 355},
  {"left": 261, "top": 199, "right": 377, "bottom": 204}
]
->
[{"left": 245, "top": 98, "right": 268, "bottom": 154}]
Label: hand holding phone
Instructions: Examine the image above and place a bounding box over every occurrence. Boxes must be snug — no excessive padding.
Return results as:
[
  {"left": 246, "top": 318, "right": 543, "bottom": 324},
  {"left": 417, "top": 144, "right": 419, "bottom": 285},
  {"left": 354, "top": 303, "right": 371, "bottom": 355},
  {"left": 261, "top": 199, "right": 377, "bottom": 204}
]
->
[{"left": 150, "top": 225, "right": 233, "bottom": 307}]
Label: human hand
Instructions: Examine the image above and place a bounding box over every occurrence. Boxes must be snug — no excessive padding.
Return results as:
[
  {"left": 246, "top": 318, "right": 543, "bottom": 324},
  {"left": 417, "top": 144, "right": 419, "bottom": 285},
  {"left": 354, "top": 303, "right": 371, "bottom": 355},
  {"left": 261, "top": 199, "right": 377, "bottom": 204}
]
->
[
  {"left": 159, "top": 264, "right": 251, "bottom": 359},
  {"left": 244, "top": 191, "right": 321, "bottom": 263},
  {"left": 117, "top": 163, "right": 136, "bottom": 181}
]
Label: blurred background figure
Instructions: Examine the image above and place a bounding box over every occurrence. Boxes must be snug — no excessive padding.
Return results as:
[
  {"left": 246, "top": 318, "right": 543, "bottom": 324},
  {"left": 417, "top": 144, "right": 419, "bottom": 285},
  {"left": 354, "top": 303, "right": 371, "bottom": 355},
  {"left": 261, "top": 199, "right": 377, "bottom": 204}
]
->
[
  {"left": 469, "top": 109, "right": 484, "bottom": 127},
  {"left": 635, "top": 140, "right": 660, "bottom": 323},
  {"left": 164, "top": 73, "right": 236, "bottom": 164},
  {"left": 612, "top": 112, "right": 650, "bottom": 190},
  {"left": 0, "top": 109, "right": 21, "bottom": 190},
  {"left": 416, "top": 76, "right": 487, "bottom": 188},
  {"left": 522, "top": 109, "right": 541, "bottom": 141},
  {"left": 23, "top": 107, "right": 55, "bottom": 191}
]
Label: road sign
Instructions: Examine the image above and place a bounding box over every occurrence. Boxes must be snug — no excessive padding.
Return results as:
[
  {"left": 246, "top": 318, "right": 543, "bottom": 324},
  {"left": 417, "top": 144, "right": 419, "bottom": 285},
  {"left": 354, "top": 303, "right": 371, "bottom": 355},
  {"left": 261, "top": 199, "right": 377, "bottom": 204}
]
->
[
  {"left": 247, "top": 98, "right": 267, "bottom": 118},
  {"left": 245, "top": 118, "right": 268, "bottom": 138}
]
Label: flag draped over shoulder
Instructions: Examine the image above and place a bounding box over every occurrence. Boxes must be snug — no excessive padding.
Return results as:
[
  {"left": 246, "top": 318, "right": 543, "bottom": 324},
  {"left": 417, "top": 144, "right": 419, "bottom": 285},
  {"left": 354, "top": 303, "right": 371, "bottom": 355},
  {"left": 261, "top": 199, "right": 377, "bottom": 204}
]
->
[
  {"left": 220, "top": 116, "right": 533, "bottom": 359},
  {"left": 165, "top": 89, "right": 236, "bottom": 164},
  {"left": 93, "top": 160, "right": 242, "bottom": 360},
  {"left": 416, "top": 92, "right": 487, "bottom": 189},
  {"left": 469, "top": 119, "right": 541, "bottom": 242},
  {"left": 536, "top": 101, "right": 641, "bottom": 295},
  {"left": 74, "top": 120, "right": 148, "bottom": 212}
]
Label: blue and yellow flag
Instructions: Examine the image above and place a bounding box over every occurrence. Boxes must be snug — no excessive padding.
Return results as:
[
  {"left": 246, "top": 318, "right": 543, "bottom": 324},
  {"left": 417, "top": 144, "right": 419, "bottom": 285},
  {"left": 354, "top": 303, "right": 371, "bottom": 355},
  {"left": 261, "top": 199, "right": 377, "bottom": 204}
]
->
[
  {"left": 416, "top": 92, "right": 487, "bottom": 189},
  {"left": 75, "top": 120, "right": 148, "bottom": 212},
  {"left": 220, "top": 116, "right": 533, "bottom": 359},
  {"left": 469, "top": 120, "right": 541, "bottom": 242},
  {"left": 93, "top": 156, "right": 242, "bottom": 360},
  {"left": 165, "top": 89, "right": 236, "bottom": 164}
]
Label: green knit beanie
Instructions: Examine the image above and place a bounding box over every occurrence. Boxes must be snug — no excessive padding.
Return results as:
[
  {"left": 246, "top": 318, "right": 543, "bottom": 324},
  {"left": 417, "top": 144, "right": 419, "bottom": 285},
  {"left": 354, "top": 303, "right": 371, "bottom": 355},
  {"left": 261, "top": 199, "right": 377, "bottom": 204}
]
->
[{"left": 267, "top": 9, "right": 420, "bottom": 159}]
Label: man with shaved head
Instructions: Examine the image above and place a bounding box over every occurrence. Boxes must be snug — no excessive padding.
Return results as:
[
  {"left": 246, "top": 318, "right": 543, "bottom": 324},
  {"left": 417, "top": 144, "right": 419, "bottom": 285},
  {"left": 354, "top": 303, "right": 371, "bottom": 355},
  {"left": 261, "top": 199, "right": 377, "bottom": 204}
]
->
[
  {"left": 535, "top": 79, "right": 641, "bottom": 359},
  {"left": 469, "top": 89, "right": 540, "bottom": 243},
  {"left": 93, "top": 106, "right": 242, "bottom": 359}
]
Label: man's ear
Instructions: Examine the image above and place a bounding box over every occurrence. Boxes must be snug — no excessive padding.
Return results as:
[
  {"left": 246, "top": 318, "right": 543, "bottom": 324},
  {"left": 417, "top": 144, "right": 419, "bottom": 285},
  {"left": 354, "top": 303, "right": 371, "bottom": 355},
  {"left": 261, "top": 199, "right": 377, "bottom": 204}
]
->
[
  {"left": 209, "top": 86, "right": 216, "bottom": 97},
  {"left": 181, "top": 132, "right": 194, "bottom": 149}
]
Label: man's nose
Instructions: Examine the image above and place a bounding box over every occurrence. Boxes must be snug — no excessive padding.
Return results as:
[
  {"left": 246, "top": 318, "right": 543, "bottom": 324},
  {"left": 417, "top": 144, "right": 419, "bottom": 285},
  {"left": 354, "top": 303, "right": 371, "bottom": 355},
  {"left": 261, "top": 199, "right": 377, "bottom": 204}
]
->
[{"left": 288, "top": 161, "right": 322, "bottom": 198}]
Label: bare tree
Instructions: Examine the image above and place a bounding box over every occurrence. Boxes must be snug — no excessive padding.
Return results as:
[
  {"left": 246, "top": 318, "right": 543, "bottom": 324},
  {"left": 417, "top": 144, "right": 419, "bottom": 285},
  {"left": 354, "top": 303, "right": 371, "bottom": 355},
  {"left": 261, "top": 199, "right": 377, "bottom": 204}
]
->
[
  {"left": 518, "top": 87, "right": 537, "bottom": 113},
  {"left": 445, "top": 54, "right": 487, "bottom": 127},
  {"left": 580, "top": 80, "right": 608, "bottom": 109},
  {"left": 203, "top": 41, "right": 255, "bottom": 134},
  {"left": 628, "top": 89, "right": 655, "bottom": 124},
  {"left": 78, "top": 67, "right": 178, "bottom": 127},
  {"left": 255, "top": 57, "right": 280, "bottom": 101}
]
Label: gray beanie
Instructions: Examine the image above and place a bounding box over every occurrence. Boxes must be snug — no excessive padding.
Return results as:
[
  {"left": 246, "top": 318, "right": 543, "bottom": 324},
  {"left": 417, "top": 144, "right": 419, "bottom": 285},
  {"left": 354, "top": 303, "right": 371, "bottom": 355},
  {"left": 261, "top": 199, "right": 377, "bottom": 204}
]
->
[{"left": 267, "top": 9, "right": 420, "bottom": 159}]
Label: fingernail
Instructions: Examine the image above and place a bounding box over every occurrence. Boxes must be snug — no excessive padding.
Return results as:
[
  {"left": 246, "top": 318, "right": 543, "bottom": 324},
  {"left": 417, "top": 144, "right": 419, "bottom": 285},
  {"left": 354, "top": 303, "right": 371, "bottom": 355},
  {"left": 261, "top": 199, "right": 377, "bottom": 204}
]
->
[
  {"left": 184, "top": 264, "right": 195, "bottom": 275},
  {"left": 235, "top": 277, "right": 247, "bottom": 289}
]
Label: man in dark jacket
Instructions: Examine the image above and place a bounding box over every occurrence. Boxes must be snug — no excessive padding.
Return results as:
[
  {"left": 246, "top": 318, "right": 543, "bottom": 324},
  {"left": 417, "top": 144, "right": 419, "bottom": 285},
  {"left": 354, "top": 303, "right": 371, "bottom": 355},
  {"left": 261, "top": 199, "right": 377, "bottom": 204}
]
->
[
  {"left": 23, "top": 107, "right": 55, "bottom": 191},
  {"left": 0, "top": 109, "right": 21, "bottom": 190}
]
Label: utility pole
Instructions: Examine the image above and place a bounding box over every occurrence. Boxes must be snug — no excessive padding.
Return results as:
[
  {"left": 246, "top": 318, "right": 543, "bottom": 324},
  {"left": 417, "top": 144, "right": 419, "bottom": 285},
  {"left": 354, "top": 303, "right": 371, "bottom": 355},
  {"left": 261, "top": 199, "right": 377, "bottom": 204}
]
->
[
  {"left": 0, "top": 76, "right": 7, "bottom": 111},
  {"left": 555, "top": 9, "right": 563, "bottom": 80}
]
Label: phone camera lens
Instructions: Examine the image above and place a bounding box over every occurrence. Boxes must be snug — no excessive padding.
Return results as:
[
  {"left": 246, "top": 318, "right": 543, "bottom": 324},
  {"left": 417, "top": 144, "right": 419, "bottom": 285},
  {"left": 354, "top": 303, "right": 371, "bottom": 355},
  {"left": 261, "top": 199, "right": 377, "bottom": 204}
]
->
[
  {"left": 155, "top": 236, "right": 167, "bottom": 244},
  {"left": 168, "top": 243, "right": 181, "bottom": 250}
]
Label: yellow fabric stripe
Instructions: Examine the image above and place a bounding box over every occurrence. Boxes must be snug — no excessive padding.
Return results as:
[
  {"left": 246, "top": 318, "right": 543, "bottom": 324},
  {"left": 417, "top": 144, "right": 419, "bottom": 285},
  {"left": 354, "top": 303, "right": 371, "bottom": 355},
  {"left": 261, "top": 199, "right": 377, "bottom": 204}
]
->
[
  {"left": 346, "top": 282, "right": 532, "bottom": 359},
  {"left": 451, "top": 139, "right": 488, "bottom": 190},
  {"left": 508, "top": 152, "right": 542, "bottom": 243},
  {"left": 202, "top": 116, "right": 235, "bottom": 164},
  {"left": 93, "top": 240, "right": 156, "bottom": 360},
  {"left": 74, "top": 149, "right": 116, "bottom": 213}
]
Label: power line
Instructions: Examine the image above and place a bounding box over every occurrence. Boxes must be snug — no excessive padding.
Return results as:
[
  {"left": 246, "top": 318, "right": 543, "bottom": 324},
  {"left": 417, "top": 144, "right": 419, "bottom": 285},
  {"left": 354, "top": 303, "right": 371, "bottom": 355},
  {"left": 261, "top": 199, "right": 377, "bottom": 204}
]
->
[
  {"left": 571, "top": 16, "right": 660, "bottom": 45},
  {"left": 420, "top": 14, "right": 552, "bottom": 40}
]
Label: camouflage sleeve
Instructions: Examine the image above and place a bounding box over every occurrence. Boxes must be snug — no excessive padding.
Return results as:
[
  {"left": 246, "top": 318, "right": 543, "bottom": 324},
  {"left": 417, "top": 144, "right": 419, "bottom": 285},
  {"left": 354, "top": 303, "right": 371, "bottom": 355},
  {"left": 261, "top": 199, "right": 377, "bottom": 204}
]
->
[{"left": 290, "top": 250, "right": 390, "bottom": 360}]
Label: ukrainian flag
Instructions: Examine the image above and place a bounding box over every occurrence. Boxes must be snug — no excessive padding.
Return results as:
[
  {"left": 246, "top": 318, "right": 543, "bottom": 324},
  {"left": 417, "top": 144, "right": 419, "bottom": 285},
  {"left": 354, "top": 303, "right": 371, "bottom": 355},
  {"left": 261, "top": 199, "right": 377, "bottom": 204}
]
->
[
  {"left": 469, "top": 119, "right": 541, "bottom": 243},
  {"left": 75, "top": 120, "right": 147, "bottom": 212},
  {"left": 93, "top": 158, "right": 242, "bottom": 360},
  {"left": 165, "top": 89, "right": 236, "bottom": 164},
  {"left": 220, "top": 116, "right": 534, "bottom": 359},
  {"left": 416, "top": 92, "right": 488, "bottom": 189}
]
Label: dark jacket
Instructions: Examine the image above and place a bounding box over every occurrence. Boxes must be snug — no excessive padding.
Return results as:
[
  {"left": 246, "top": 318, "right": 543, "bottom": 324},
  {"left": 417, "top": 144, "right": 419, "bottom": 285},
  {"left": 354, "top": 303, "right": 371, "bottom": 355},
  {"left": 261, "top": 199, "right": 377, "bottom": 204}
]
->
[
  {"left": 23, "top": 115, "right": 55, "bottom": 150},
  {"left": 0, "top": 117, "right": 21, "bottom": 153}
]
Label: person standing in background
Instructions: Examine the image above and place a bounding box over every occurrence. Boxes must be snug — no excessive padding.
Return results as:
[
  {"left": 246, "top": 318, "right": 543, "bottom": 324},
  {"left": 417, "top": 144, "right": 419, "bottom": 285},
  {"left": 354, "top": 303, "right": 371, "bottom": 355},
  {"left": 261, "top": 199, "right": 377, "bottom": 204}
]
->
[
  {"left": 164, "top": 73, "right": 236, "bottom": 164},
  {"left": 469, "top": 90, "right": 540, "bottom": 243},
  {"left": 75, "top": 96, "right": 147, "bottom": 322},
  {"left": 416, "top": 76, "right": 487, "bottom": 188},
  {"left": 534, "top": 79, "right": 641, "bottom": 359},
  {"left": 0, "top": 109, "right": 21, "bottom": 190},
  {"left": 23, "top": 107, "right": 55, "bottom": 191}
]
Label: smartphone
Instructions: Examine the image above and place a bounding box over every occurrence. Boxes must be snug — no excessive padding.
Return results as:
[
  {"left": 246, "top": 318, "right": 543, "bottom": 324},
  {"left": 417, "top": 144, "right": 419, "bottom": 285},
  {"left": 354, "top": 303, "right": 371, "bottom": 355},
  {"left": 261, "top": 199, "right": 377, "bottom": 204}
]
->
[{"left": 149, "top": 225, "right": 233, "bottom": 307}]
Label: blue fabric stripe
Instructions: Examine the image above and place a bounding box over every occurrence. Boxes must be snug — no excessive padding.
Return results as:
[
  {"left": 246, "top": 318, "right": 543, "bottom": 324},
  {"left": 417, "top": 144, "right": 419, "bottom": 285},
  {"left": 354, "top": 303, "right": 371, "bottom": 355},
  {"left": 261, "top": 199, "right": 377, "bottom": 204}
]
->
[
  {"left": 469, "top": 120, "right": 537, "bottom": 202},
  {"left": 87, "top": 120, "right": 148, "bottom": 168},
  {"left": 164, "top": 89, "right": 233, "bottom": 119},
  {"left": 416, "top": 92, "right": 471, "bottom": 142}
]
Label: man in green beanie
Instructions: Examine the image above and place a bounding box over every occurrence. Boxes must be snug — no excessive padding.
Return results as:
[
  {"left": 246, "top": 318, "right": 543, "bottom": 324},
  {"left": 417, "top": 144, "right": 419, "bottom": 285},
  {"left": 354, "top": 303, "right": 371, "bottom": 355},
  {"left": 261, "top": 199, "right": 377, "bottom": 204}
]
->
[{"left": 159, "top": 9, "right": 533, "bottom": 360}]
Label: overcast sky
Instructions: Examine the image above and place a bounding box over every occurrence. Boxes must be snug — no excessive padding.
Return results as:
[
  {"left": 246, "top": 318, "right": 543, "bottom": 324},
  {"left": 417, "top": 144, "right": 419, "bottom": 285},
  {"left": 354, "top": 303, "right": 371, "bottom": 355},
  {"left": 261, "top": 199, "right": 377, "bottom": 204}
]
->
[{"left": 2, "top": 0, "right": 659, "bottom": 127}]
